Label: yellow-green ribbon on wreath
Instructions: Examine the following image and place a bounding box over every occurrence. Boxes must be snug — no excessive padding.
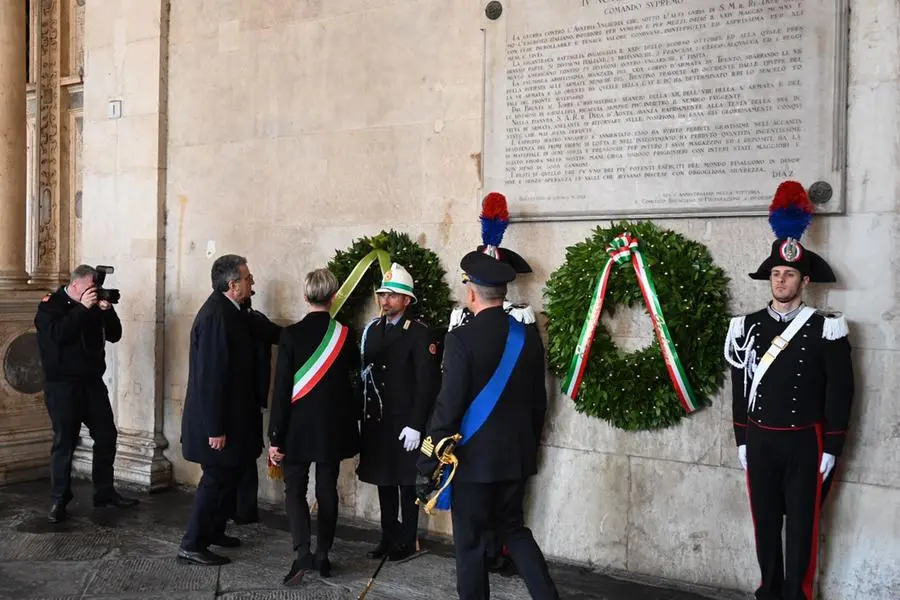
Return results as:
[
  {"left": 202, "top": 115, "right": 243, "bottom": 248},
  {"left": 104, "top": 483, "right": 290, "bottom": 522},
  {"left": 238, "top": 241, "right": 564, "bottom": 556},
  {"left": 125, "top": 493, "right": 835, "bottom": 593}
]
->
[{"left": 329, "top": 249, "right": 391, "bottom": 317}]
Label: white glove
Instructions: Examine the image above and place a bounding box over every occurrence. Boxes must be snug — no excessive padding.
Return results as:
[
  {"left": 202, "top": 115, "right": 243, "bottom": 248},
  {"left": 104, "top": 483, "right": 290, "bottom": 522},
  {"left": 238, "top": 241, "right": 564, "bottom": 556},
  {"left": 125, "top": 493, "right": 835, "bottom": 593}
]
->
[
  {"left": 398, "top": 427, "right": 421, "bottom": 452},
  {"left": 737, "top": 445, "right": 747, "bottom": 471},
  {"left": 819, "top": 453, "right": 836, "bottom": 479}
]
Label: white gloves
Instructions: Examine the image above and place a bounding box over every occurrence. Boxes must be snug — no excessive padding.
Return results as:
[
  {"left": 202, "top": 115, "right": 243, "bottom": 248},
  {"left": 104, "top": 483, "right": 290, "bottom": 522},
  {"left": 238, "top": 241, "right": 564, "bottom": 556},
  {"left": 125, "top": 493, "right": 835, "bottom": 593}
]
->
[
  {"left": 738, "top": 445, "right": 747, "bottom": 471},
  {"left": 399, "top": 427, "right": 421, "bottom": 452},
  {"left": 820, "top": 453, "right": 836, "bottom": 479}
]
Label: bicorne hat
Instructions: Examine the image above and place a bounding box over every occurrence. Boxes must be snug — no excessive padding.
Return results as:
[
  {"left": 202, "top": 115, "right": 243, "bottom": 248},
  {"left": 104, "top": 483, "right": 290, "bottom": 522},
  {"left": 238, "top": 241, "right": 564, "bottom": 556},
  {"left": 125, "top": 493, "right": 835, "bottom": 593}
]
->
[{"left": 749, "top": 181, "right": 836, "bottom": 283}]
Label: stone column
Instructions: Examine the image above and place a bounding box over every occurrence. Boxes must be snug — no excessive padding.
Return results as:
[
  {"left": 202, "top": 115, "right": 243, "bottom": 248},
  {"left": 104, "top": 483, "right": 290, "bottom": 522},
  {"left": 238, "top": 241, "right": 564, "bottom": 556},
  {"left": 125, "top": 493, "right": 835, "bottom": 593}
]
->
[
  {"left": 0, "top": 0, "right": 55, "bottom": 486},
  {"left": 74, "top": 0, "right": 172, "bottom": 491},
  {"left": 0, "top": 0, "right": 29, "bottom": 288}
]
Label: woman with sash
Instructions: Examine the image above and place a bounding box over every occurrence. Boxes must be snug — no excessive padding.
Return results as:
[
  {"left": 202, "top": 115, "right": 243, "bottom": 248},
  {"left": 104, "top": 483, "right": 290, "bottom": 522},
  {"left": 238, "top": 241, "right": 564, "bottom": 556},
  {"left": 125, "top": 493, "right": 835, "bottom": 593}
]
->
[{"left": 268, "top": 268, "right": 361, "bottom": 586}]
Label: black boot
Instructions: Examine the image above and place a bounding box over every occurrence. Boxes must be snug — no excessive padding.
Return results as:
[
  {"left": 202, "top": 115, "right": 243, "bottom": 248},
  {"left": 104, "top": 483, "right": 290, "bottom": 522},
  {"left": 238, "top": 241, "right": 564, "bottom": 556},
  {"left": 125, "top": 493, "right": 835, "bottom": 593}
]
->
[
  {"left": 94, "top": 491, "right": 139, "bottom": 508},
  {"left": 47, "top": 501, "right": 67, "bottom": 524},
  {"left": 282, "top": 553, "right": 315, "bottom": 587},
  {"left": 317, "top": 555, "right": 332, "bottom": 578},
  {"left": 367, "top": 540, "right": 390, "bottom": 559}
]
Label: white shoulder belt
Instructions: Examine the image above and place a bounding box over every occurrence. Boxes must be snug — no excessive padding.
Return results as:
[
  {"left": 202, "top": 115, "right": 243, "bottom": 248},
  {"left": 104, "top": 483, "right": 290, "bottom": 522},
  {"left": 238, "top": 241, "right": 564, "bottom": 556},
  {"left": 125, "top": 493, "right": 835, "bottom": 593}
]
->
[{"left": 747, "top": 306, "right": 816, "bottom": 411}]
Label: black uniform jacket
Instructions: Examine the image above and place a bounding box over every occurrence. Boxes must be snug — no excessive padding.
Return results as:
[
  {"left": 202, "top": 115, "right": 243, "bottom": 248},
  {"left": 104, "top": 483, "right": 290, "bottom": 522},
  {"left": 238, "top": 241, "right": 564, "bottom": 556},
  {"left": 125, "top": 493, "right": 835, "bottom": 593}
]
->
[
  {"left": 242, "top": 296, "right": 281, "bottom": 409},
  {"left": 35, "top": 286, "right": 122, "bottom": 382},
  {"left": 268, "top": 311, "right": 361, "bottom": 464},
  {"left": 181, "top": 292, "right": 280, "bottom": 467},
  {"left": 418, "top": 306, "right": 547, "bottom": 484},
  {"left": 357, "top": 314, "right": 439, "bottom": 486},
  {"left": 728, "top": 306, "right": 854, "bottom": 456}
]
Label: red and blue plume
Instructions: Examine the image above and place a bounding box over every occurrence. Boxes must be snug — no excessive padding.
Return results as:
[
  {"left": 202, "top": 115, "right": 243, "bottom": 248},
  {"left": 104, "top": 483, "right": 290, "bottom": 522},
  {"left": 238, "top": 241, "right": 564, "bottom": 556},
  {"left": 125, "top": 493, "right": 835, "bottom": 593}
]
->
[
  {"left": 768, "top": 180, "right": 813, "bottom": 240},
  {"left": 480, "top": 192, "right": 509, "bottom": 247}
]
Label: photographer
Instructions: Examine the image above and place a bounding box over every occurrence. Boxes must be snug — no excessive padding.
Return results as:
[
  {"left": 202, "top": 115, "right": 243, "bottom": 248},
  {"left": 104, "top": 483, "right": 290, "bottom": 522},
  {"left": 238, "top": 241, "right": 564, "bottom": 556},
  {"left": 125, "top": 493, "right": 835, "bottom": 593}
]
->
[{"left": 34, "top": 264, "right": 138, "bottom": 524}]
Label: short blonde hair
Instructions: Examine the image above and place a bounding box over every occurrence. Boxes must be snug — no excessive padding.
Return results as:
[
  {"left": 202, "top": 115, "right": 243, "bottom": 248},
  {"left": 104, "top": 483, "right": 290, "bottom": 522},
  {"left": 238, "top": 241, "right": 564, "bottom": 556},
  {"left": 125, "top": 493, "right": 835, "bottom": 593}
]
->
[{"left": 305, "top": 268, "right": 339, "bottom": 305}]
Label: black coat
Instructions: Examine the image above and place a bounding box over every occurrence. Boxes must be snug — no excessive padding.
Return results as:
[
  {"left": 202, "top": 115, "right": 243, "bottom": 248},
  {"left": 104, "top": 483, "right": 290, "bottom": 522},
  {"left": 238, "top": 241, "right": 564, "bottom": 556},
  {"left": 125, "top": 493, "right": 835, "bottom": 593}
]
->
[
  {"left": 268, "top": 311, "right": 361, "bottom": 463},
  {"left": 242, "top": 296, "right": 280, "bottom": 410},
  {"left": 418, "top": 306, "right": 547, "bottom": 483},
  {"left": 181, "top": 292, "right": 280, "bottom": 467},
  {"left": 357, "top": 314, "right": 439, "bottom": 486},
  {"left": 34, "top": 286, "right": 122, "bottom": 382}
]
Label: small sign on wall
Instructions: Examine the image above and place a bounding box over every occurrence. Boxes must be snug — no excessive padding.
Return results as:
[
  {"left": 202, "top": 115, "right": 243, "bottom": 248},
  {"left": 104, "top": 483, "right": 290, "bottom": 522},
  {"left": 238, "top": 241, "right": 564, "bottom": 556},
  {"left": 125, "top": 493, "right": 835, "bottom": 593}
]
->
[{"left": 107, "top": 99, "right": 122, "bottom": 119}]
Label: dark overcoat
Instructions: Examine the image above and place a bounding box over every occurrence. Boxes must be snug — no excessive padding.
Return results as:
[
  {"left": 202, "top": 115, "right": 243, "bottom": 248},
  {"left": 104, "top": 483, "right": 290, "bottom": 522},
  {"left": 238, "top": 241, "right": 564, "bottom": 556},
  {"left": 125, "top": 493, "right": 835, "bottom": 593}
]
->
[
  {"left": 181, "top": 292, "right": 276, "bottom": 466},
  {"left": 357, "top": 314, "right": 439, "bottom": 486}
]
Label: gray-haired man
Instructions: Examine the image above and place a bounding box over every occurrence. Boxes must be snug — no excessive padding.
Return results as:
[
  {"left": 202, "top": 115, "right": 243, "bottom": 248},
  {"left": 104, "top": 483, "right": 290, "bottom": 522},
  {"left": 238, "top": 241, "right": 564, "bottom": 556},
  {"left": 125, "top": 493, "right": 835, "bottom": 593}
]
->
[{"left": 179, "top": 254, "right": 281, "bottom": 566}]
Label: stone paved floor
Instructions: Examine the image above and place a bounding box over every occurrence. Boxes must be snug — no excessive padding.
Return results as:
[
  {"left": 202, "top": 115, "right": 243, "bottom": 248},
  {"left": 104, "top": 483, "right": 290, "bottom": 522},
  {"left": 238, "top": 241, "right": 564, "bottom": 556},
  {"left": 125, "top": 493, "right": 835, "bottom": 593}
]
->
[{"left": 0, "top": 480, "right": 745, "bottom": 600}]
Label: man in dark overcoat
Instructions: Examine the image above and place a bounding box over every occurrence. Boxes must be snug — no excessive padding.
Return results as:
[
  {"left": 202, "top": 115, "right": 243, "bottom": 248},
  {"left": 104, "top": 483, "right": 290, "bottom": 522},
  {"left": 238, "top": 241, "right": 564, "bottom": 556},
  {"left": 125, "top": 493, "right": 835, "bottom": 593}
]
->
[
  {"left": 268, "top": 268, "right": 361, "bottom": 586},
  {"left": 357, "top": 262, "right": 439, "bottom": 562},
  {"left": 177, "top": 254, "right": 280, "bottom": 566}
]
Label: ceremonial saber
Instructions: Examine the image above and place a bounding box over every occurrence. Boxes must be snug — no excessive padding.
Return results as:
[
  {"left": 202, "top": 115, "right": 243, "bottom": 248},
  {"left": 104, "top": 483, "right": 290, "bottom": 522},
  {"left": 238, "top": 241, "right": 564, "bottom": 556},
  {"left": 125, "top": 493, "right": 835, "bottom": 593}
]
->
[
  {"left": 357, "top": 553, "right": 389, "bottom": 600},
  {"left": 357, "top": 538, "right": 421, "bottom": 599}
]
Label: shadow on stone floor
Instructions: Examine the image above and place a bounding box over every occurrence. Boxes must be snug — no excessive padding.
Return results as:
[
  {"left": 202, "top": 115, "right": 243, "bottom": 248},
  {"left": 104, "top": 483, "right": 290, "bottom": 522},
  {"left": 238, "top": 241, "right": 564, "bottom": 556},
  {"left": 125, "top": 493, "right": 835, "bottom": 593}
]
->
[{"left": 0, "top": 479, "right": 745, "bottom": 600}]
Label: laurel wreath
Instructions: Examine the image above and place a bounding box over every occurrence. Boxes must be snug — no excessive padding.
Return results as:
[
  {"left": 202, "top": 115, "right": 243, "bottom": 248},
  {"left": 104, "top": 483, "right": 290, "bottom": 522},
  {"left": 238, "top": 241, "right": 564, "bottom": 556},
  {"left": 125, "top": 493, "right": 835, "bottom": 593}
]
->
[
  {"left": 543, "top": 221, "right": 731, "bottom": 430},
  {"left": 326, "top": 230, "right": 454, "bottom": 330}
]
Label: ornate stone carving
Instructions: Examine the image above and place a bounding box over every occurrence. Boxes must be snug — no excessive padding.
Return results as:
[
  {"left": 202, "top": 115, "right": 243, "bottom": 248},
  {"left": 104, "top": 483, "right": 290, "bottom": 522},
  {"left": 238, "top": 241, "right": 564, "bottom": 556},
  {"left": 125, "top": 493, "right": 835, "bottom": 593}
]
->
[
  {"left": 36, "top": 0, "right": 63, "bottom": 286},
  {"left": 3, "top": 332, "right": 43, "bottom": 395}
]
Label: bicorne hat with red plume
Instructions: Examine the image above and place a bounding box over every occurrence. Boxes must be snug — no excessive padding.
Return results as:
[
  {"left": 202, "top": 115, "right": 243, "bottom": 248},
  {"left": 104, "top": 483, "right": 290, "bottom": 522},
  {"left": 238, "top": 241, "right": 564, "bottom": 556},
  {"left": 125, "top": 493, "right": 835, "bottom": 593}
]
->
[
  {"left": 748, "top": 181, "right": 836, "bottom": 283},
  {"left": 474, "top": 192, "right": 532, "bottom": 274}
]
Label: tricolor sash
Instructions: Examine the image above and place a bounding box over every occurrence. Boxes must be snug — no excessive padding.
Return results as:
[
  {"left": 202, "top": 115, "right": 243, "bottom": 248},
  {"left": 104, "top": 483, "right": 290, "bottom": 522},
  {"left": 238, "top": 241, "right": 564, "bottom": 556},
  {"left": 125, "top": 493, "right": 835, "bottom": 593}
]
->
[
  {"left": 292, "top": 319, "right": 349, "bottom": 403},
  {"left": 433, "top": 316, "right": 526, "bottom": 510}
]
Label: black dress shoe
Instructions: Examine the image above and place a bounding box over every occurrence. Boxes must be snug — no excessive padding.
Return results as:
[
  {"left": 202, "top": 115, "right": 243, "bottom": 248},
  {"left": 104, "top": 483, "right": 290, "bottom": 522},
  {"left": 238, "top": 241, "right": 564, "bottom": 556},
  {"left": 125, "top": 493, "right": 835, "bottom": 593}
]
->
[
  {"left": 94, "top": 492, "right": 140, "bottom": 508},
  {"left": 388, "top": 543, "right": 417, "bottom": 562},
  {"left": 367, "top": 540, "right": 390, "bottom": 559},
  {"left": 316, "top": 556, "right": 332, "bottom": 578},
  {"left": 48, "top": 502, "right": 67, "bottom": 524},
  {"left": 494, "top": 556, "right": 518, "bottom": 577},
  {"left": 210, "top": 534, "right": 241, "bottom": 548},
  {"left": 176, "top": 548, "right": 231, "bottom": 566},
  {"left": 282, "top": 553, "right": 315, "bottom": 587}
]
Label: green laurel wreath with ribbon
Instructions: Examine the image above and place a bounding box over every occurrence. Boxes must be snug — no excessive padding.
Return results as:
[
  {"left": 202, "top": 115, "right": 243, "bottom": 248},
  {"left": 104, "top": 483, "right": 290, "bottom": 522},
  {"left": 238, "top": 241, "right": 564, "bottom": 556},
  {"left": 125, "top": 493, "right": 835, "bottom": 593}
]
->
[
  {"left": 326, "top": 230, "right": 454, "bottom": 329},
  {"left": 544, "top": 221, "right": 731, "bottom": 431}
]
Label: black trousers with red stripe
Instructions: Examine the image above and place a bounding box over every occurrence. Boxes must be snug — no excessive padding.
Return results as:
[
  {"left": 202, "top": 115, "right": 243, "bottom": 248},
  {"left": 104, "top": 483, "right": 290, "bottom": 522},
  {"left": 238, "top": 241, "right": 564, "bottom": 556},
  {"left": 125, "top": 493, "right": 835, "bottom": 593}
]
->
[{"left": 746, "top": 421, "right": 834, "bottom": 600}]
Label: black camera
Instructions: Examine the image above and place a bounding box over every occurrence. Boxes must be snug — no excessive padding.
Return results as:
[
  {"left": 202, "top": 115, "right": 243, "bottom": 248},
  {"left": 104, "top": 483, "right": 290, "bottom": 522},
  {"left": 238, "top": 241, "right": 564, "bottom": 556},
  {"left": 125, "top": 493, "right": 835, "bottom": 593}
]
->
[{"left": 95, "top": 265, "right": 121, "bottom": 304}]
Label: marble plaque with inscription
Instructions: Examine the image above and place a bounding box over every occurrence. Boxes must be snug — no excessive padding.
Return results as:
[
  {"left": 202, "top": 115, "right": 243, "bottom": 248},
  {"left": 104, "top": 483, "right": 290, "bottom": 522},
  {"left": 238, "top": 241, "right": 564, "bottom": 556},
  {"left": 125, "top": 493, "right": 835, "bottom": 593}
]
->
[{"left": 482, "top": 0, "right": 849, "bottom": 220}]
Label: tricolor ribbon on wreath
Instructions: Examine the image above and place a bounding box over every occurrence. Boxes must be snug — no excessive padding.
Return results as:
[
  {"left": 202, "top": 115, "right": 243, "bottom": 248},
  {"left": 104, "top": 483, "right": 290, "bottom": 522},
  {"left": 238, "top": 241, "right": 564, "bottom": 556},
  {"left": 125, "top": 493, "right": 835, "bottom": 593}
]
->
[{"left": 561, "top": 232, "right": 700, "bottom": 414}]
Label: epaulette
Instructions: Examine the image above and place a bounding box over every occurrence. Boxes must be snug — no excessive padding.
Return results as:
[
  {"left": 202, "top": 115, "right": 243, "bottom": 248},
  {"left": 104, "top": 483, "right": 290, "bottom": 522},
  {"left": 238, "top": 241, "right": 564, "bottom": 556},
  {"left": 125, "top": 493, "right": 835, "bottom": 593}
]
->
[
  {"left": 506, "top": 303, "right": 536, "bottom": 325},
  {"left": 818, "top": 310, "right": 849, "bottom": 340},
  {"left": 448, "top": 306, "right": 469, "bottom": 331},
  {"left": 726, "top": 315, "right": 746, "bottom": 341}
]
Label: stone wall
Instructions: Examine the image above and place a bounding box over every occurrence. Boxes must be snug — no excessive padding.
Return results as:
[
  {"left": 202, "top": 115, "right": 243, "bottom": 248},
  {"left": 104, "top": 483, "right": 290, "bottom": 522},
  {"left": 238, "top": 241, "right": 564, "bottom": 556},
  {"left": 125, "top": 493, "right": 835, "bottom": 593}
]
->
[{"left": 79, "top": 0, "right": 900, "bottom": 597}]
